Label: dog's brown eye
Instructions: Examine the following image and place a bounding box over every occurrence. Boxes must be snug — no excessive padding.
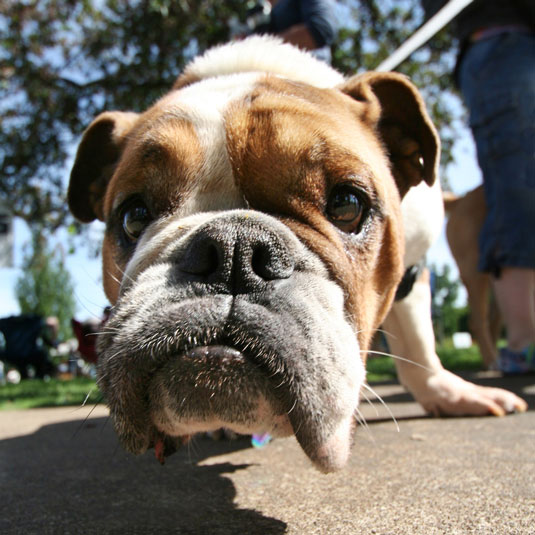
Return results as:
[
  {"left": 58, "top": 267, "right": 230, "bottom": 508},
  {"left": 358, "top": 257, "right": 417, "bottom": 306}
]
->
[
  {"left": 327, "top": 185, "right": 365, "bottom": 233},
  {"left": 122, "top": 202, "right": 152, "bottom": 242}
]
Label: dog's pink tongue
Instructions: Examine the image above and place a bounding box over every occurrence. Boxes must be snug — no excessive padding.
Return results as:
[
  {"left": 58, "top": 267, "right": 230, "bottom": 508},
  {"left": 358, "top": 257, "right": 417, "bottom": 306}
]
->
[
  {"left": 294, "top": 415, "right": 354, "bottom": 473},
  {"left": 154, "top": 437, "right": 166, "bottom": 465},
  {"left": 153, "top": 434, "right": 190, "bottom": 465}
]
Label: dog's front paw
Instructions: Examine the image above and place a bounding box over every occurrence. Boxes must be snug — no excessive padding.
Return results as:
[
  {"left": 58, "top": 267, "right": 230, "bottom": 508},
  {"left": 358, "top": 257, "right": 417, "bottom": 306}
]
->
[{"left": 412, "top": 369, "right": 527, "bottom": 417}]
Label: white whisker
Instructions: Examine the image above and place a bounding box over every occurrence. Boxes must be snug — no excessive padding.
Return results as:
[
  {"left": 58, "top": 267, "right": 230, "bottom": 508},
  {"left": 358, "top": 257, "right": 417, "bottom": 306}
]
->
[
  {"left": 81, "top": 388, "right": 95, "bottom": 408},
  {"left": 354, "top": 407, "right": 375, "bottom": 443},
  {"left": 70, "top": 399, "right": 103, "bottom": 439},
  {"left": 108, "top": 271, "right": 122, "bottom": 286},
  {"left": 292, "top": 414, "right": 304, "bottom": 437},
  {"left": 360, "top": 388, "right": 380, "bottom": 418},
  {"left": 106, "top": 349, "right": 124, "bottom": 362},
  {"left": 186, "top": 434, "right": 200, "bottom": 464},
  {"left": 86, "top": 328, "right": 120, "bottom": 337},
  {"left": 361, "top": 383, "right": 400, "bottom": 433},
  {"left": 364, "top": 349, "right": 433, "bottom": 372},
  {"left": 113, "top": 263, "right": 136, "bottom": 285},
  {"left": 286, "top": 398, "right": 298, "bottom": 415},
  {"left": 373, "top": 327, "right": 397, "bottom": 340}
]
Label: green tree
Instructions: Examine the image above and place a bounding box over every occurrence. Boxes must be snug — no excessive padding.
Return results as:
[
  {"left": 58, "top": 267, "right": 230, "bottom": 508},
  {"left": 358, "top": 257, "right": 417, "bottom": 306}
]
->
[
  {"left": 334, "top": 0, "right": 460, "bottom": 182},
  {"left": 1, "top": 0, "right": 463, "bottom": 233},
  {"left": 15, "top": 231, "right": 76, "bottom": 341},
  {"left": 431, "top": 263, "right": 468, "bottom": 341},
  {"left": 1, "top": 0, "right": 249, "bottom": 233}
]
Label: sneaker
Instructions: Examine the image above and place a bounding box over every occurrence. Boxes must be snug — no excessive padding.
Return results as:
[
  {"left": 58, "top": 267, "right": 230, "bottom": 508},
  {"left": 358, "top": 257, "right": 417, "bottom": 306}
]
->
[{"left": 497, "top": 344, "right": 535, "bottom": 375}]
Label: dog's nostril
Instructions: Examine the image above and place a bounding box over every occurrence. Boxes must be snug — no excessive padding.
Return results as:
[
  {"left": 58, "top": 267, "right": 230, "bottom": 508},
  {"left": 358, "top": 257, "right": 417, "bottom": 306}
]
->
[
  {"left": 180, "top": 241, "right": 221, "bottom": 277},
  {"left": 251, "top": 243, "right": 294, "bottom": 281},
  {"left": 198, "top": 242, "right": 220, "bottom": 276},
  {"left": 251, "top": 246, "right": 271, "bottom": 280}
]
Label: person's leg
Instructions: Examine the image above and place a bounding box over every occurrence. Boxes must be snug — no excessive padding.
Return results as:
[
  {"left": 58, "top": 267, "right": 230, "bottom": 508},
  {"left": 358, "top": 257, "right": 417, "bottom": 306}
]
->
[
  {"left": 492, "top": 268, "right": 535, "bottom": 351},
  {"left": 458, "top": 33, "right": 535, "bottom": 371}
]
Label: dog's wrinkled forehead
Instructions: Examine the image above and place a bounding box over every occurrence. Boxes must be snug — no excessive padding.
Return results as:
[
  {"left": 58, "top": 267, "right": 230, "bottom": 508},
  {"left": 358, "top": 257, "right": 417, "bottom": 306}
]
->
[
  {"left": 70, "top": 36, "right": 439, "bottom": 231},
  {"left": 103, "top": 72, "right": 391, "bottom": 224},
  {"left": 103, "top": 73, "right": 260, "bottom": 220}
]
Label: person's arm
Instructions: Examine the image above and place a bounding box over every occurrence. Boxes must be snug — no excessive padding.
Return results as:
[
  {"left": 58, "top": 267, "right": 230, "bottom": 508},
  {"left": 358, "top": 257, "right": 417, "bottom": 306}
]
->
[
  {"left": 299, "top": 0, "right": 336, "bottom": 48},
  {"left": 265, "top": 0, "right": 336, "bottom": 51},
  {"left": 277, "top": 22, "right": 319, "bottom": 50}
]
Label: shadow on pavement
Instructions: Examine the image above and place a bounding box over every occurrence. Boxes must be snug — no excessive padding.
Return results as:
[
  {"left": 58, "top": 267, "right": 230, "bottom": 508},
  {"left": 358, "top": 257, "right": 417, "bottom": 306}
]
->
[
  {"left": 1, "top": 373, "right": 533, "bottom": 534},
  {"left": 0, "top": 416, "right": 287, "bottom": 534}
]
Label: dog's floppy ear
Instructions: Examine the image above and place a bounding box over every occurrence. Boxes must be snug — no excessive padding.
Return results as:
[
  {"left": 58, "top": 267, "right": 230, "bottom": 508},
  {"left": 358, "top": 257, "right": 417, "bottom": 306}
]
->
[
  {"left": 68, "top": 111, "right": 139, "bottom": 222},
  {"left": 340, "top": 72, "right": 440, "bottom": 197}
]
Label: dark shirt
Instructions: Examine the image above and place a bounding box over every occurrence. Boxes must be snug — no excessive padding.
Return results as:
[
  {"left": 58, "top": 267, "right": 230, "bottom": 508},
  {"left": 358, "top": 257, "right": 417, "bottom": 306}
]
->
[
  {"left": 422, "top": 0, "right": 534, "bottom": 84},
  {"left": 422, "top": 0, "right": 535, "bottom": 45},
  {"left": 268, "top": 0, "right": 337, "bottom": 62},
  {"left": 269, "top": 0, "right": 336, "bottom": 47}
]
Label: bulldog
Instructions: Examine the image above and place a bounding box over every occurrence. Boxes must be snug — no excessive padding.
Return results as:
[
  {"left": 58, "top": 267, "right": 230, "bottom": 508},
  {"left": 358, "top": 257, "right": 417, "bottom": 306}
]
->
[{"left": 68, "top": 37, "right": 526, "bottom": 473}]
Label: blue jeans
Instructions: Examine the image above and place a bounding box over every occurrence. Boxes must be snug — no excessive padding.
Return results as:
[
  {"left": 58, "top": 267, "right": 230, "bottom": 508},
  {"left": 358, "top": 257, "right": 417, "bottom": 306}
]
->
[{"left": 458, "top": 32, "right": 535, "bottom": 274}]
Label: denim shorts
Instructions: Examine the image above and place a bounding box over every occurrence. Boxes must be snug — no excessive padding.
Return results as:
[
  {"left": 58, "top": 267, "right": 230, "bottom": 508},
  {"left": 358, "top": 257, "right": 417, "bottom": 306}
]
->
[{"left": 458, "top": 32, "right": 535, "bottom": 274}]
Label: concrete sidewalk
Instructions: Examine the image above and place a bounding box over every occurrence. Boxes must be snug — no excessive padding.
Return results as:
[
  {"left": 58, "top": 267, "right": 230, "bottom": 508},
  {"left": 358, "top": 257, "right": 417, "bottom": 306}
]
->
[{"left": 1, "top": 373, "right": 534, "bottom": 534}]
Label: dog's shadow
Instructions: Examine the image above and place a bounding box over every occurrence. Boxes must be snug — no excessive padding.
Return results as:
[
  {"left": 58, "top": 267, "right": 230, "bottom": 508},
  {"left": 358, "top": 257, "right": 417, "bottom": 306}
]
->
[{"left": 0, "top": 416, "right": 287, "bottom": 534}]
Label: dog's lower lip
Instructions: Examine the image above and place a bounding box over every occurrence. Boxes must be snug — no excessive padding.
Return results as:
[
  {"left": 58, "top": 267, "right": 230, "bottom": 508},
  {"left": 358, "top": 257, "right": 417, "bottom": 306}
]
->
[{"left": 182, "top": 345, "right": 245, "bottom": 360}]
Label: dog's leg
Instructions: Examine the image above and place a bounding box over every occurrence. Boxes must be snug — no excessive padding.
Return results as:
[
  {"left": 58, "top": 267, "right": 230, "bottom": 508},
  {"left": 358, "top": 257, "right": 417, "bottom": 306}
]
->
[
  {"left": 464, "top": 271, "right": 498, "bottom": 368},
  {"left": 445, "top": 186, "right": 500, "bottom": 368},
  {"left": 382, "top": 271, "right": 527, "bottom": 416}
]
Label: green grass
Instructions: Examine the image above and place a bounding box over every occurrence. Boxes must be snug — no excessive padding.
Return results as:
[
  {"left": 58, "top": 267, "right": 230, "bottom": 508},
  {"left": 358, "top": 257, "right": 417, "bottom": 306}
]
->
[
  {"left": 0, "top": 342, "right": 485, "bottom": 409},
  {"left": 436, "top": 343, "right": 484, "bottom": 372},
  {"left": 0, "top": 377, "right": 100, "bottom": 410},
  {"left": 366, "top": 342, "right": 484, "bottom": 383},
  {"left": 365, "top": 355, "right": 397, "bottom": 383}
]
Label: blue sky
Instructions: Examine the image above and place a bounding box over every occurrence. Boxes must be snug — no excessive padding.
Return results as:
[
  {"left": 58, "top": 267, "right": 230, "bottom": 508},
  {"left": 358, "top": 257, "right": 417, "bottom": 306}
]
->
[
  {"left": 0, "top": 119, "right": 481, "bottom": 321},
  {"left": 0, "top": 220, "right": 108, "bottom": 321}
]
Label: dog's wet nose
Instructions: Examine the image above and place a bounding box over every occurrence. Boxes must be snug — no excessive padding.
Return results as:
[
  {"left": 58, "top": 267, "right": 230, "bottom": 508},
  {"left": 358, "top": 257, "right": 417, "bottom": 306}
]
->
[{"left": 177, "top": 214, "right": 295, "bottom": 294}]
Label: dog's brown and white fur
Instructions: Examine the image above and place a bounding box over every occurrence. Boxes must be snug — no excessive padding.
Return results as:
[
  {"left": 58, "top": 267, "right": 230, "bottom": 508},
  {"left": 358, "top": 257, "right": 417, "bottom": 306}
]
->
[{"left": 68, "top": 37, "right": 525, "bottom": 473}]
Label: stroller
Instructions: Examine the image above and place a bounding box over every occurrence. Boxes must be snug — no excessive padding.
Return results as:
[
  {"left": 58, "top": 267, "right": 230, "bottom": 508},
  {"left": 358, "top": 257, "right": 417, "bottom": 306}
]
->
[{"left": 0, "top": 314, "right": 56, "bottom": 379}]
